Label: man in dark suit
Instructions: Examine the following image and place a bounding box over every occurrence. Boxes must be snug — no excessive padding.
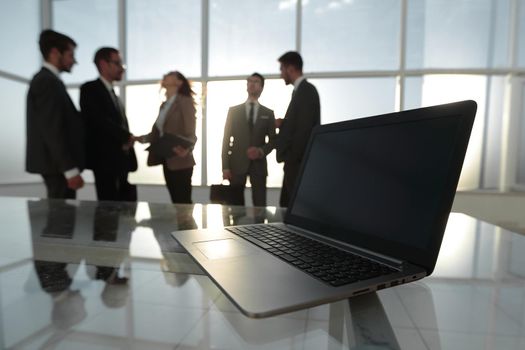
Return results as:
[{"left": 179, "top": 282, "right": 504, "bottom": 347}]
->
[
  {"left": 222, "top": 73, "right": 276, "bottom": 206},
  {"left": 80, "top": 47, "right": 138, "bottom": 202},
  {"left": 276, "top": 51, "right": 321, "bottom": 207},
  {"left": 26, "top": 29, "right": 85, "bottom": 199}
]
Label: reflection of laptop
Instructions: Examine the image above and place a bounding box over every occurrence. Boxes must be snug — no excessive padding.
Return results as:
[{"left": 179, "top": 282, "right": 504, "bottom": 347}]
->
[{"left": 172, "top": 100, "right": 477, "bottom": 318}]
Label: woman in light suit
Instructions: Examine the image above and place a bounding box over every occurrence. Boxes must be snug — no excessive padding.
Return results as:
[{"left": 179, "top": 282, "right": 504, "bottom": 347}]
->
[{"left": 140, "top": 71, "right": 197, "bottom": 203}]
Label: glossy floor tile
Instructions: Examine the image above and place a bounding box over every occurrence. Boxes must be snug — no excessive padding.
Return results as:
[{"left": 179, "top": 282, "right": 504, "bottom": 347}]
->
[{"left": 2, "top": 197, "right": 525, "bottom": 349}]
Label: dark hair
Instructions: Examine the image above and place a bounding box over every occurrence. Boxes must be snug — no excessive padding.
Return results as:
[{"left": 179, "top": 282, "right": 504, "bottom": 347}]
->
[
  {"left": 249, "top": 72, "right": 265, "bottom": 88},
  {"left": 278, "top": 51, "right": 303, "bottom": 72},
  {"left": 39, "top": 29, "right": 76, "bottom": 59},
  {"left": 167, "top": 71, "right": 195, "bottom": 98},
  {"left": 93, "top": 47, "right": 119, "bottom": 70}
]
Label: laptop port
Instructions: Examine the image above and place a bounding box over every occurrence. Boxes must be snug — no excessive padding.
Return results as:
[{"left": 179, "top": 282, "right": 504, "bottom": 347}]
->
[
  {"left": 377, "top": 284, "right": 386, "bottom": 290},
  {"left": 353, "top": 288, "right": 369, "bottom": 296},
  {"left": 390, "top": 280, "right": 399, "bottom": 287}
]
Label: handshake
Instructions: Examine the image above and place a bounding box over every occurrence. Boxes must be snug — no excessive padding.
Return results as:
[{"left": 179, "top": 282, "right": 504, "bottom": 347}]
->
[{"left": 122, "top": 134, "right": 149, "bottom": 151}]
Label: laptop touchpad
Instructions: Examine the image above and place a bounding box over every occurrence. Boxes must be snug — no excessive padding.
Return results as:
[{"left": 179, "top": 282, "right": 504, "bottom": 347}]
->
[{"left": 194, "top": 239, "right": 257, "bottom": 260}]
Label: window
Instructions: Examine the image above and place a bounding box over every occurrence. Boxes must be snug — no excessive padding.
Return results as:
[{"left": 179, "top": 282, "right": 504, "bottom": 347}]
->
[
  {"left": 209, "top": 0, "right": 295, "bottom": 76},
  {"left": 406, "top": 0, "right": 511, "bottom": 69},
  {"left": 0, "top": 78, "right": 38, "bottom": 183},
  {"left": 126, "top": 0, "right": 201, "bottom": 79},
  {"left": 0, "top": 0, "right": 40, "bottom": 78},
  {"left": 1, "top": 0, "right": 524, "bottom": 194},
  {"left": 310, "top": 78, "right": 397, "bottom": 124},
  {"left": 302, "top": 0, "right": 401, "bottom": 72},
  {"left": 517, "top": 82, "right": 525, "bottom": 186},
  {"left": 404, "top": 75, "right": 487, "bottom": 189},
  {"left": 53, "top": 0, "right": 118, "bottom": 84}
]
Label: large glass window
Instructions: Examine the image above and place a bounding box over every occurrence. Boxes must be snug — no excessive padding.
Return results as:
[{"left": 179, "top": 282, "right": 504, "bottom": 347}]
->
[
  {"left": 517, "top": 82, "right": 525, "bottom": 186},
  {"left": 208, "top": 0, "right": 295, "bottom": 76},
  {"left": 126, "top": 83, "right": 203, "bottom": 186},
  {"left": 404, "top": 75, "right": 488, "bottom": 189},
  {"left": 126, "top": 0, "right": 201, "bottom": 79},
  {"left": 481, "top": 76, "right": 506, "bottom": 189},
  {"left": 310, "top": 78, "right": 397, "bottom": 124},
  {"left": 518, "top": 0, "right": 525, "bottom": 68},
  {"left": 53, "top": 0, "right": 118, "bottom": 84},
  {"left": 406, "top": 76, "right": 505, "bottom": 189},
  {"left": 406, "top": 0, "right": 510, "bottom": 69},
  {"left": 302, "top": 0, "right": 401, "bottom": 72},
  {"left": 2, "top": 0, "right": 523, "bottom": 194},
  {"left": 0, "top": 78, "right": 39, "bottom": 183},
  {"left": 0, "top": 0, "right": 40, "bottom": 78}
]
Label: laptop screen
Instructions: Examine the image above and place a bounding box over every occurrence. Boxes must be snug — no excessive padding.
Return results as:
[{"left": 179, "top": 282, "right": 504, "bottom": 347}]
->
[{"left": 286, "top": 101, "right": 476, "bottom": 272}]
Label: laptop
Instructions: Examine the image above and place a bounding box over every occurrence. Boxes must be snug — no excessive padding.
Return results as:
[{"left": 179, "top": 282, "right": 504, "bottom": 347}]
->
[{"left": 172, "top": 100, "right": 477, "bottom": 318}]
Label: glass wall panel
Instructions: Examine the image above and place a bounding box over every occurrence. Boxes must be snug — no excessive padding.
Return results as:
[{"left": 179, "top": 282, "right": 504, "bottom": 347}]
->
[
  {"left": 53, "top": 0, "right": 118, "bottom": 84},
  {"left": 407, "top": 0, "right": 510, "bottom": 69},
  {"left": 127, "top": 0, "right": 201, "bottom": 79},
  {"left": 208, "top": 0, "right": 295, "bottom": 76},
  {"left": 404, "top": 75, "right": 487, "bottom": 189},
  {"left": 517, "top": 83, "right": 525, "bottom": 186},
  {"left": 404, "top": 75, "right": 506, "bottom": 190},
  {"left": 206, "top": 79, "right": 290, "bottom": 187},
  {"left": 126, "top": 83, "right": 203, "bottom": 186},
  {"left": 0, "top": 78, "right": 39, "bottom": 183},
  {"left": 309, "top": 78, "right": 397, "bottom": 124},
  {"left": 14, "top": 0, "right": 525, "bottom": 195},
  {"left": 518, "top": 0, "right": 525, "bottom": 67},
  {"left": 302, "top": 0, "right": 400, "bottom": 72},
  {"left": 481, "top": 76, "right": 505, "bottom": 189},
  {"left": 403, "top": 76, "right": 423, "bottom": 110},
  {"left": 0, "top": 0, "right": 40, "bottom": 78}
]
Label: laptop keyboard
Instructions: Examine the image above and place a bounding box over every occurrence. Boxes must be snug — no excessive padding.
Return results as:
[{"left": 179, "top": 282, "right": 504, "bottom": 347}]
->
[{"left": 225, "top": 224, "right": 397, "bottom": 287}]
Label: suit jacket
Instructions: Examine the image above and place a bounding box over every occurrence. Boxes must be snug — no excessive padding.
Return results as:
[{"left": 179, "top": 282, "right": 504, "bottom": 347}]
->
[
  {"left": 147, "top": 94, "right": 197, "bottom": 171},
  {"left": 80, "top": 78, "right": 137, "bottom": 173},
  {"left": 26, "top": 67, "right": 85, "bottom": 175},
  {"left": 276, "top": 79, "right": 320, "bottom": 167},
  {"left": 222, "top": 102, "right": 276, "bottom": 176}
]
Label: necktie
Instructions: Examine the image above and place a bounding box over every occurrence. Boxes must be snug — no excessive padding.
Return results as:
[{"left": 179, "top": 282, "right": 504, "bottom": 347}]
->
[
  {"left": 249, "top": 102, "right": 255, "bottom": 131},
  {"left": 111, "top": 88, "right": 128, "bottom": 129}
]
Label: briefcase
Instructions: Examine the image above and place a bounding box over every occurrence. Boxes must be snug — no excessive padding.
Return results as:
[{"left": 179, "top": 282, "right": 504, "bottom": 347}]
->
[{"left": 210, "top": 184, "right": 244, "bottom": 205}]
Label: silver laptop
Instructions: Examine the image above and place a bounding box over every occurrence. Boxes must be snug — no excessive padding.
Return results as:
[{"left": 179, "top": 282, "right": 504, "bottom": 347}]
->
[{"left": 172, "top": 100, "right": 477, "bottom": 318}]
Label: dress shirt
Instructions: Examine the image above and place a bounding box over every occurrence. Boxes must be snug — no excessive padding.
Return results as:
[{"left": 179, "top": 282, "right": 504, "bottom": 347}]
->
[
  {"left": 244, "top": 99, "right": 264, "bottom": 158},
  {"left": 245, "top": 100, "right": 259, "bottom": 123},
  {"left": 42, "top": 62, "right": 80, "bottom": 179},
  {"left": 99, "top": 77, "right": 122, "bottom": 110},
  {"left": 99, "top": 76, "right": 115, "bottom": 94},
  {"left": 100, "top": 76, "right": 126, "bottom": 125},
  {"left": 293, "top": 76, "right": 305, "bottom": 91},
  {"left": 42, "top": 62, "right": 60, "bottom": 78},
  {"left": 155, "top": 94, "right": 177, "bottom": 136}
]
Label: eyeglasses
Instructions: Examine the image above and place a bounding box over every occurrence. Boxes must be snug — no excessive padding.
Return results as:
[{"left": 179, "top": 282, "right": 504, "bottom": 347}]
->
[{"left": 108, "top": 60, "right": 126, "bottom": 69}]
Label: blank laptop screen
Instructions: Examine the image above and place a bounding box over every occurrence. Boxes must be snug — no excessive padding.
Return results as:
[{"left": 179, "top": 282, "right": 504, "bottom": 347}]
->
[{"left": 289, "top": 114, "right": 462, "bottom": 251}]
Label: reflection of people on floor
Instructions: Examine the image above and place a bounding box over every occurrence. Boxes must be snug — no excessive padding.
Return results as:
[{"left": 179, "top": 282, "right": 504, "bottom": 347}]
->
[
  {"left": 34, "top": 261, "right": 87, "bottom": 330},
  {"left": 28, "top": 198, "right": 131, "bottom": 331},
  {"left": 137, "top": 203, "right": 198, "bottom": 238},
  {"left": 221, "top": 206, "right": 279, "bottom": 227},
  {"left": 30, "top": 199, "right": 87, "bottom": 330},
  {"left": 136, "top": 203, "right": 198, "bottom": 284},
  {"left": 91, "top": 202, "right": 129, "bottom": 286}
]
